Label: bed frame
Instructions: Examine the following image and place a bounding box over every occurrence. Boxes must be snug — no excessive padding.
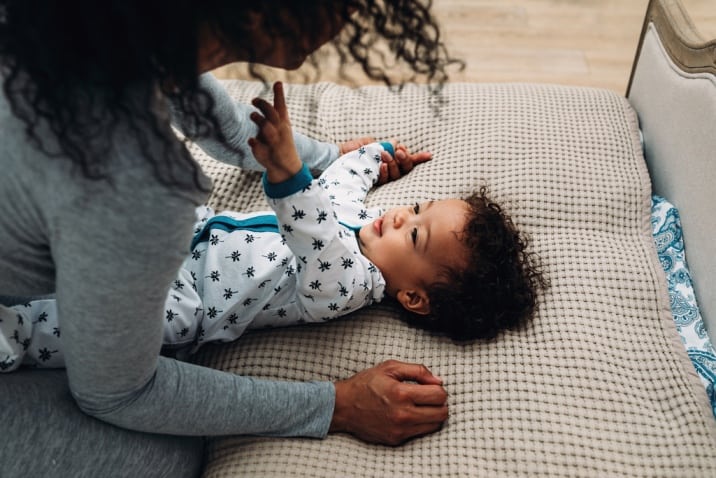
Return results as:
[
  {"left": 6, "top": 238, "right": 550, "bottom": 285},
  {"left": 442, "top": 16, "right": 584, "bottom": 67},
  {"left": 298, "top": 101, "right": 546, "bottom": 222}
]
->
[{"left": 627, "top": 0, "right": 716, "bottom": 343}]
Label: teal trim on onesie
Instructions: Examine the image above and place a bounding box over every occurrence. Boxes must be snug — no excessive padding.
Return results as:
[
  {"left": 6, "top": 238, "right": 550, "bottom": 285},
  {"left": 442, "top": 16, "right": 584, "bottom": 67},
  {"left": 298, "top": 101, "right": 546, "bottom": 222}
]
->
[
  {"left": 191, "top": 215, "right": 279, "bottom": 250},
  {"left": 379, "top": 141, "right": 394, "bottom": 158},
  {"left": 263, "top": 163, "right": 313, "bottom": 199}
]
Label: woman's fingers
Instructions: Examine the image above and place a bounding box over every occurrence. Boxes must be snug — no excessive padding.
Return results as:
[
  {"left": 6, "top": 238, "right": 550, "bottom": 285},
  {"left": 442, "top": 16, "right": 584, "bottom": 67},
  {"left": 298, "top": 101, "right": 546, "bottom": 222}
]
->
[{"left": 330, "top": 360, "right": 448, "bottom": 446}]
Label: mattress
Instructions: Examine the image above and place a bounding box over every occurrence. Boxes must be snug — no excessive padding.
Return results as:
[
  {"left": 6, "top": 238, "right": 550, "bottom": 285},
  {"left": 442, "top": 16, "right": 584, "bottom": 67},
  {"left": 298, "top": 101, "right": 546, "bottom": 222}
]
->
[{"left": 191, "top": 80, "right": 716, "bottom": 477}]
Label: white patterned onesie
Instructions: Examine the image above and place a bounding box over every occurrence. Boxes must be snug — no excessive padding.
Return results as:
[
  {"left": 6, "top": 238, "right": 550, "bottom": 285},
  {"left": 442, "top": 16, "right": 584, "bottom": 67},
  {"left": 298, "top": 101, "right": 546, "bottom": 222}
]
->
[{"left": 2, "top": 143, "right": 392, "bottom": 369}]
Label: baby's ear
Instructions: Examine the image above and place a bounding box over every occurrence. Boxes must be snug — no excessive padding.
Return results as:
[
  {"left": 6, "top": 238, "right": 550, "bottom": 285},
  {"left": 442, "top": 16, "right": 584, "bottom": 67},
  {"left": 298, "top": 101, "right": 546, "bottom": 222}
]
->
[{"left": 396, "top": 289, "right": 430, "bottom": 315}]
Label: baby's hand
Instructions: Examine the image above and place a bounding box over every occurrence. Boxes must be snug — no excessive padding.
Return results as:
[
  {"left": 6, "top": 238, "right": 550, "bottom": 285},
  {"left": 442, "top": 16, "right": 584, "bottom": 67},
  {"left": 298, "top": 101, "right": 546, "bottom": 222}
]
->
[
  {"left": 377, "top": 142, "right": 432, "bottom": 185},
  {"left": 248, "top": 82, "right": 303, "bottom": 183}
]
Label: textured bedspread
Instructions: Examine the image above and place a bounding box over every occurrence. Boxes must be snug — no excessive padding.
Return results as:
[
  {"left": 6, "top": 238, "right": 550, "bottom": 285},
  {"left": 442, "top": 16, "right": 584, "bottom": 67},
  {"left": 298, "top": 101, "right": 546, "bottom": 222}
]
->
[{"left": 191, "top": 80, "right": 716, "bottom": 477}]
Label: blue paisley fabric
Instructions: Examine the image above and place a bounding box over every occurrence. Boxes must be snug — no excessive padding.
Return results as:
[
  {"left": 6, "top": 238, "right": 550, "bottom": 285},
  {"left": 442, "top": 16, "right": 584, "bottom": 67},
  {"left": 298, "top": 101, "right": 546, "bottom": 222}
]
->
[{"left": 652, "top": 196, "right": 716, "bottom": 418}]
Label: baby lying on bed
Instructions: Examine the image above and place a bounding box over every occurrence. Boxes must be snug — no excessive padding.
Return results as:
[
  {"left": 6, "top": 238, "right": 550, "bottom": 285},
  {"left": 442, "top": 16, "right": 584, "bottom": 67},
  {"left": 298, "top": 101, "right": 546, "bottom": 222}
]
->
[{"left": 1, "top": 82, "right": 543, "bottom": 371}]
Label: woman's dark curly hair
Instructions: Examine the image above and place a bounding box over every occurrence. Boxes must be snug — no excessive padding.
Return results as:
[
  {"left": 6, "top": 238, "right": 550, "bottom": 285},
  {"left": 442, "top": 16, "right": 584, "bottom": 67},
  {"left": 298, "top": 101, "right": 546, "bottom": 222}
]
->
[
  {"left": 0, "top": 0, "right": 460, "bottom": 189},
  {"left": 406, "top": 187, "right": 547, "bottom": 341}
]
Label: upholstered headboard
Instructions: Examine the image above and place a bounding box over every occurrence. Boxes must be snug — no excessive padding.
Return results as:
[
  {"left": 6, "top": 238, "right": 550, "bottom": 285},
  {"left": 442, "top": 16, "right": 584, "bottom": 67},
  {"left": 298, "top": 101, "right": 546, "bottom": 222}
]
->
[{"left": 627, "top": 0, "right": 716, "bottom": 343}]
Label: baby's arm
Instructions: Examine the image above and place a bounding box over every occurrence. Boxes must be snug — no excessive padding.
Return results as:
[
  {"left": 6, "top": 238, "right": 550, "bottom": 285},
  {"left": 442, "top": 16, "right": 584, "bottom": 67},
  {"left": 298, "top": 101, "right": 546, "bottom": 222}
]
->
[
  {"left": 247, "top": 82, "right": 303, "bottom": 184},
  {"left": 170, "top": 73, "right": 339, "bottom": 172},
  {"left": 247, "top": 83, "right": 384, "bottom": 324},
  {"left": 320, "top": 143, "right": 390, "bottom": 200},
  {"left": 261, "top": 180, "right": 384, "bottom": 325}
]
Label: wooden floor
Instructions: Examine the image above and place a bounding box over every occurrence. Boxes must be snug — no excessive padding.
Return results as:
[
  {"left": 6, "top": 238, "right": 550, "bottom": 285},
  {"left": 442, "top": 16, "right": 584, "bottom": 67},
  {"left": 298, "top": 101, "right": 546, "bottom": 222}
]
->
[{"left": 214, "top": 0, "right": 716, "bottom": 95}]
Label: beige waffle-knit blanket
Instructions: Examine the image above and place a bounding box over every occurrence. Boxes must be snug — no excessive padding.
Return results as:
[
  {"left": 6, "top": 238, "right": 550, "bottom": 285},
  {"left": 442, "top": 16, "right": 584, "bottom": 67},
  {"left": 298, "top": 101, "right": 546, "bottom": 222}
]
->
[{"left": 192, "top": 80, "right": 716, "bottom": 477}]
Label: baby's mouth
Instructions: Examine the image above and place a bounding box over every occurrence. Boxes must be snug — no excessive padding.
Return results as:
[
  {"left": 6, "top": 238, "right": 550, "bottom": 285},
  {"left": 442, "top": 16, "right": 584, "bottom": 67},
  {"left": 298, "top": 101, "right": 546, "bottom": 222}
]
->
[{"left": 374, "top": 217, "right": 384, "bottom": 236}]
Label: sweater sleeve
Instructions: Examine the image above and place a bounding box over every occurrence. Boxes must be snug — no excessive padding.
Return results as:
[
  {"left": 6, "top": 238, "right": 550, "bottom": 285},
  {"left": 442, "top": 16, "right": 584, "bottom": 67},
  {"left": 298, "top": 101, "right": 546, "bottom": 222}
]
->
[
  {"left": 171, "top": 73, "right": 339, "bottom": 172},
  {"left": 53, "top": 164, "right": 335, "bottom": 438}
]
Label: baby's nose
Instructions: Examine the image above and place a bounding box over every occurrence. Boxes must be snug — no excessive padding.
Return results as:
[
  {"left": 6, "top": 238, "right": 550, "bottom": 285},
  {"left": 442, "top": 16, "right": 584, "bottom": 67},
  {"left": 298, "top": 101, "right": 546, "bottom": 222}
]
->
[{"left": 393, "top": 208, "right": 409, "bottom": 228}]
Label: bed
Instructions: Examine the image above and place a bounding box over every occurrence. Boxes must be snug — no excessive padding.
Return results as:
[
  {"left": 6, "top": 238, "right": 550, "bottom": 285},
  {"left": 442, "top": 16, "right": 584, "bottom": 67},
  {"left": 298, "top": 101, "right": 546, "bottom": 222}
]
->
[{"left": 189, "top": 0, "right": 716, "bottom": 476}]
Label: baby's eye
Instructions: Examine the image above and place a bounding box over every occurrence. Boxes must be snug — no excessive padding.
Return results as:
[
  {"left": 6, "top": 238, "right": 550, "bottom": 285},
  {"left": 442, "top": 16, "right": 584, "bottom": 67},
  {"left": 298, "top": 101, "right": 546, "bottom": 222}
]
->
[
  {"left": 411, "top": 227, "right": 418, "bottom": 245},
  {"left": 413, "top": 202, "right": 420, "bottom": 214}
]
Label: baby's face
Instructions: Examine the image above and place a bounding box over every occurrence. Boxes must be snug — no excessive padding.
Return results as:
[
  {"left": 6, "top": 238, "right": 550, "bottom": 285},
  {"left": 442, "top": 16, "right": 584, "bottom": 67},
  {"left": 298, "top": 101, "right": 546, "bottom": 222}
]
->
[{"left": 358, "top": 199, "right": 468, "bottom": 298}]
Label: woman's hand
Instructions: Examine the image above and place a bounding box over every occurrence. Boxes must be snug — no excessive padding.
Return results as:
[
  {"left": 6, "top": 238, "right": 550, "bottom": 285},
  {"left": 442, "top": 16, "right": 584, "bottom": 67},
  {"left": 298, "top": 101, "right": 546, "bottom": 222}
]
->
[
  {"left": 338, "top": 138, "right": 432, "bottom": 185},
  {"left": 330, "top": 360, "right": 448, "bottom": 445},
  {"left": 248, "top": 82, "right": 303, "bottom": 183}
]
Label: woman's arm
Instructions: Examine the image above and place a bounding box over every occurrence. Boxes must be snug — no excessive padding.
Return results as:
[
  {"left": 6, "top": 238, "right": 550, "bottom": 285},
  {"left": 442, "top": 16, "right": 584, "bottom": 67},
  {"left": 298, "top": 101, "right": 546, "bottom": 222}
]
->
[
  {"left": 171, "top": 73, "right": 339, "bottom": 172},
  {"left": 52, "top": 161, "right": 335, "bottom": 437},
  {"left": 174, "top": 75, "right": 431, "bottom": 182}
]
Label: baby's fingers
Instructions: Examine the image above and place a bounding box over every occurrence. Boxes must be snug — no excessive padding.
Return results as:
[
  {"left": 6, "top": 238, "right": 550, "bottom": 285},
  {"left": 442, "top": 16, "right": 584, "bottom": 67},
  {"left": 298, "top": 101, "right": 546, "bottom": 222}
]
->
[
  {"left": 248, "top": 137, "right": 267, "bottom": 159},
  {"left": 249, "top": 111, "right": 267, "bottom": 130},
  {"left": 272, "top": 81, "right": 289, "bottom": 121},
  {"left": 250, "top": 112, "right": 280, "bottom": 144},
  {"left": 251, "top": 97, "right": 280, "bottom": 125}
]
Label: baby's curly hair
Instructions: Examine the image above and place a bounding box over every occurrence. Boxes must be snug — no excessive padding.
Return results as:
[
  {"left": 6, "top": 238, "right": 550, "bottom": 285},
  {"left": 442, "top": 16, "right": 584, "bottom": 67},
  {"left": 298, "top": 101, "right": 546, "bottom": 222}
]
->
[{"left": 406, "top": 187, "right": 546, "bottom": 341}]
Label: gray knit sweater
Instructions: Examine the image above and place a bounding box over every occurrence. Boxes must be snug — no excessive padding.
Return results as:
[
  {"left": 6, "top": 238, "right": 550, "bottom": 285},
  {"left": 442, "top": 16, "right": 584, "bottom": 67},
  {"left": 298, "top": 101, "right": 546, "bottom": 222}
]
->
[{"left": 0, "top": 73, "right": 339, "bottom": 437}]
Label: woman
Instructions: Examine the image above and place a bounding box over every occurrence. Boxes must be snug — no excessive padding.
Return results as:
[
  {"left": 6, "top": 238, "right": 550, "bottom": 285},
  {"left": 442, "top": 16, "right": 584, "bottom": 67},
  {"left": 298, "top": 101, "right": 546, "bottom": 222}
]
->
[{"left": 0, "top": 1, "right": 458, "bottom": 475}]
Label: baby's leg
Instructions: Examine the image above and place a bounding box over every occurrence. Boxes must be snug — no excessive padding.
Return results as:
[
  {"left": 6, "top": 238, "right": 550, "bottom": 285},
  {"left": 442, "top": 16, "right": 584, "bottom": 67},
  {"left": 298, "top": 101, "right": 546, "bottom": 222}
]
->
[
  {"left": 0, "top": 300, "right": 64, "bottom": 371},
  {"left": 162, "top": 267, "right": 204, "bottom": 354},
  {"left": 1, "top": 267, "right": 210, "bottom": 369},
  {"left": 0, "top": 304, "right": 30, "bottom": 371}
]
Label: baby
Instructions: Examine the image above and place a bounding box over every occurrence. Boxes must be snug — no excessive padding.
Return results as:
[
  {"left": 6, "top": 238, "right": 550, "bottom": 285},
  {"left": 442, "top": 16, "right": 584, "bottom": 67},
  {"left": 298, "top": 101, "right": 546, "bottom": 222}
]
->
[{"left": 1, "top": 82, "right": 543, "bottom": 371}]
